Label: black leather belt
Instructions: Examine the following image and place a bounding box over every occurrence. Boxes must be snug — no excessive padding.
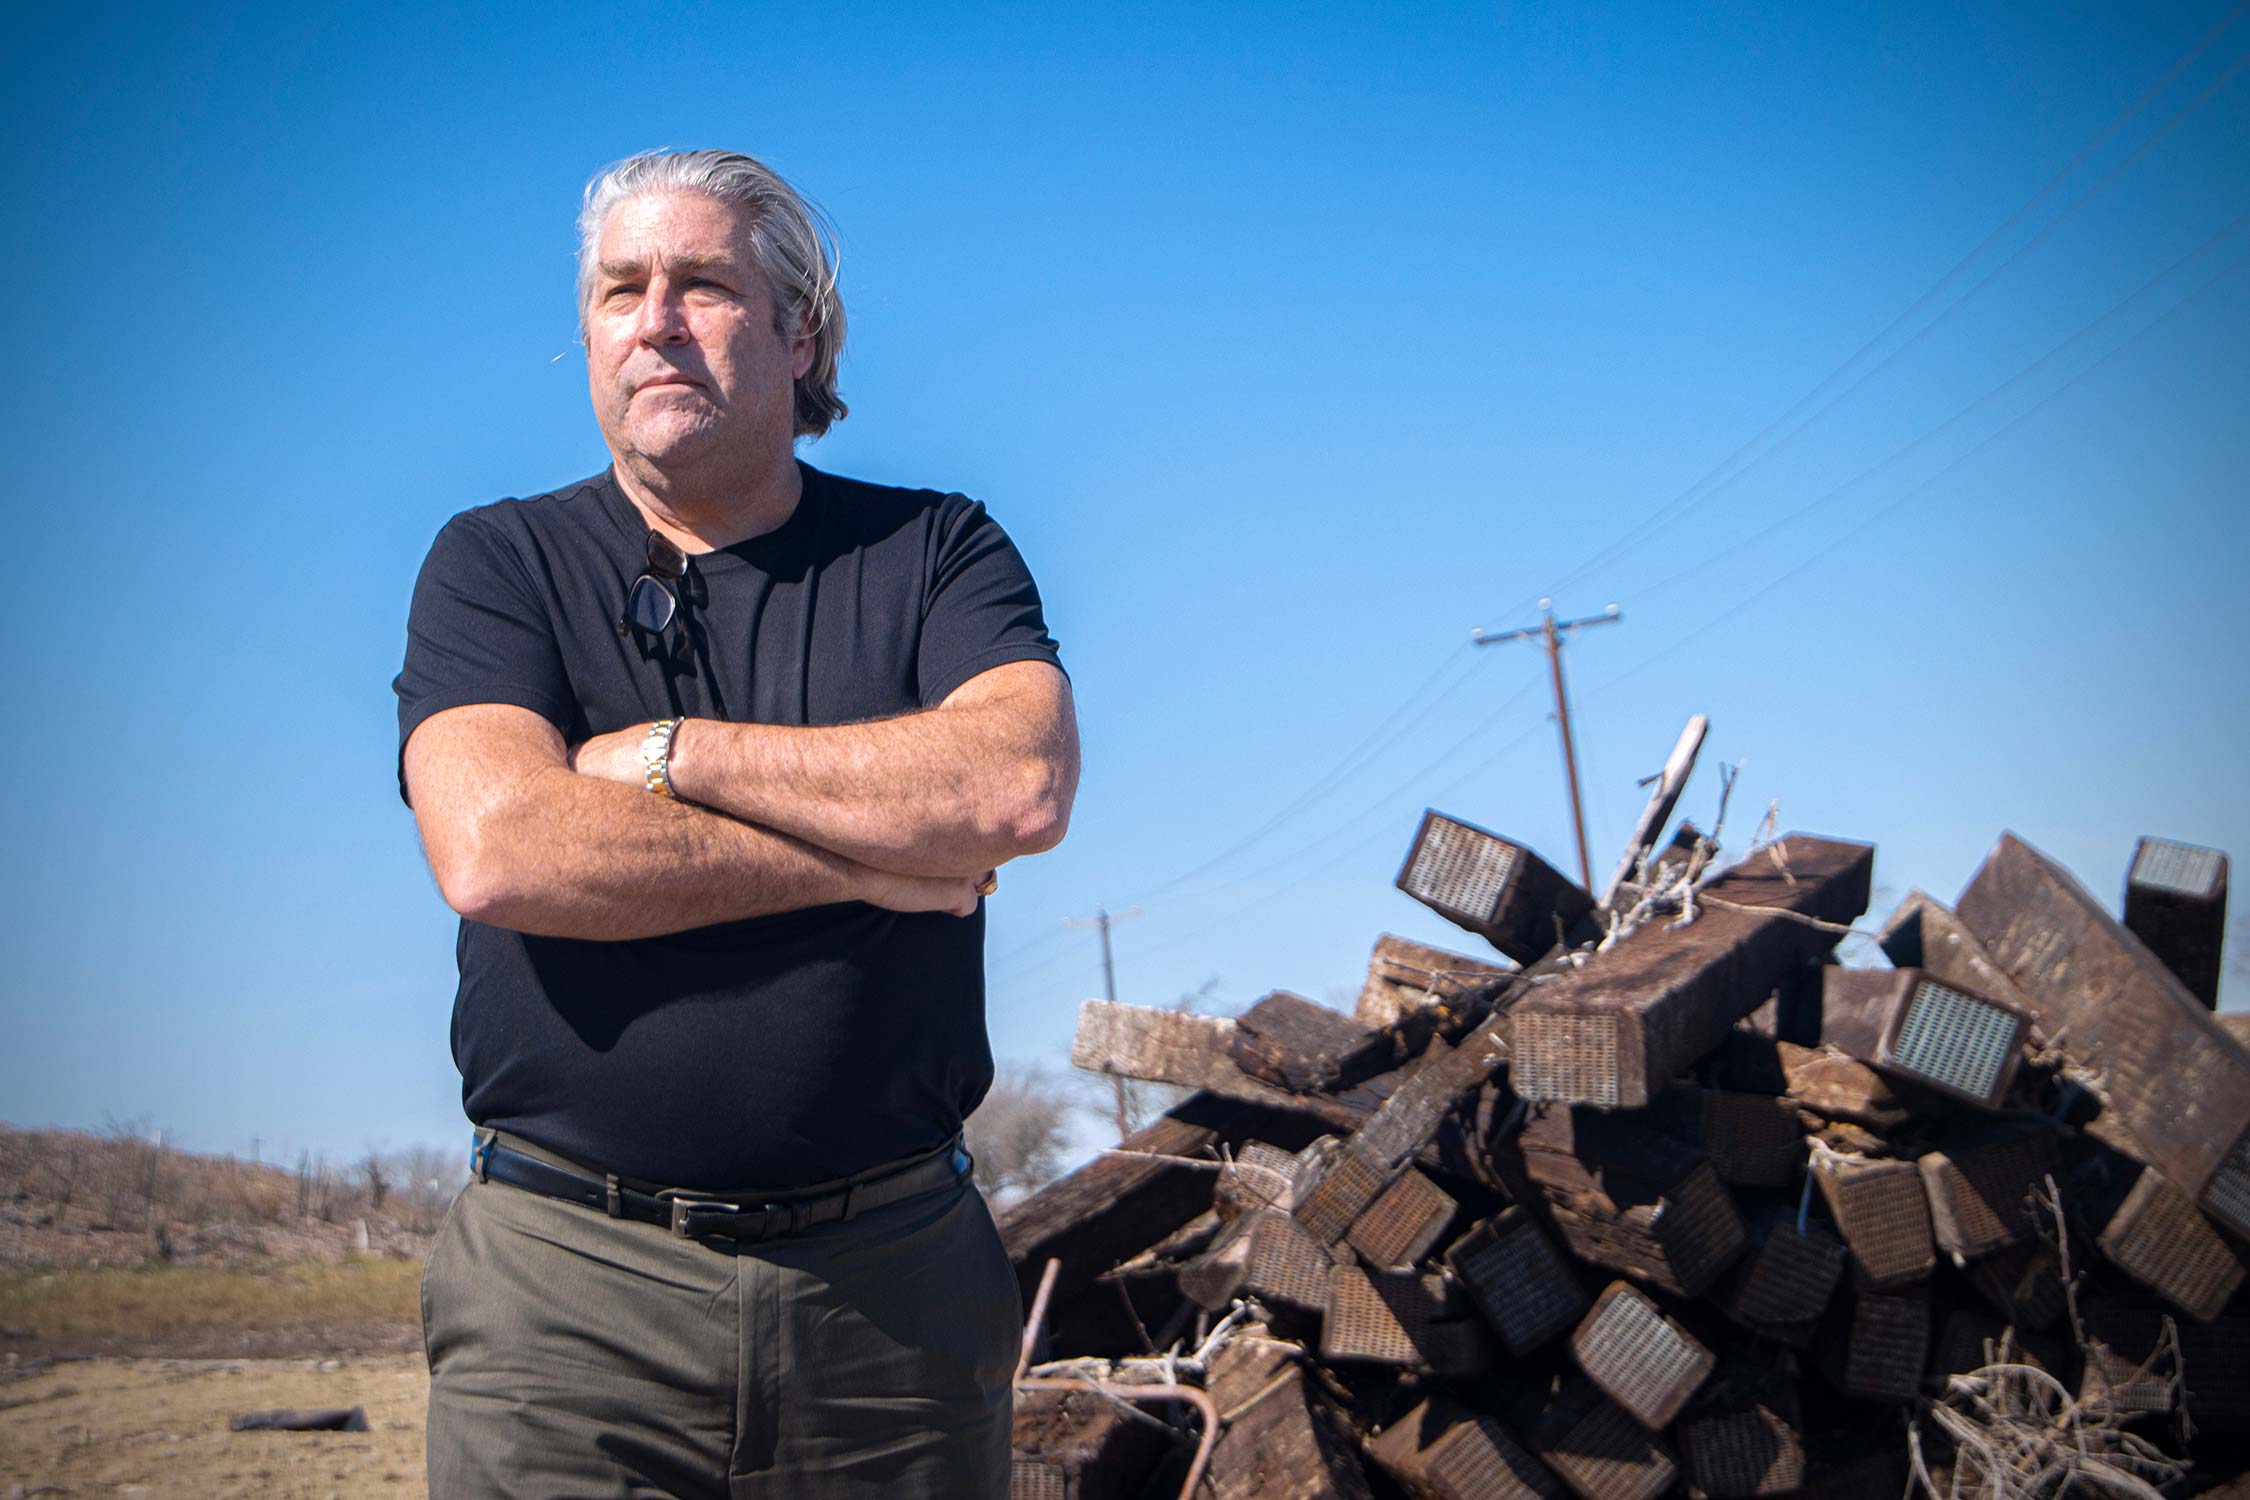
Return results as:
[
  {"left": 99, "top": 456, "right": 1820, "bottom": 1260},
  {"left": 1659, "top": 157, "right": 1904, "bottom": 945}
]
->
[{"left": 472, "top": 1133, "right": 973, "bottom": 1244}]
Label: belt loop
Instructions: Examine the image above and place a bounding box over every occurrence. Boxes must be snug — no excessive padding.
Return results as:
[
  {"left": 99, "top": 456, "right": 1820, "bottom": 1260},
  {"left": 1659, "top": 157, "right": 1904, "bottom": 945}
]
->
[
  {"left": 470, "top": 1129, "right": 494, "bottom": 1183},
  {"left": 605, "top": 1173, "right": 623, "bottom": 1218}
]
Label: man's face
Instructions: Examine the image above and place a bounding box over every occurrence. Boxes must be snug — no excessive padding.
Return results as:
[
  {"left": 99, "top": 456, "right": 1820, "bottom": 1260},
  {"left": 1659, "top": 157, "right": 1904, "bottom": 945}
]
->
[{"left": 584, "top": 190, "right": 813, "bottom": 476}]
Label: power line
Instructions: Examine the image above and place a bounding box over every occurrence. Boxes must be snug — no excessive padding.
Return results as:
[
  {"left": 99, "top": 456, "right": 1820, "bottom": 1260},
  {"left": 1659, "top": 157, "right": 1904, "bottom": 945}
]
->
[
  {"left": 1534, "top": 21, "right": 2249, "bottom": 609},
  {"left": 1618, "top": 209, "right": 2250, "bottom": 607},
  {"left": 1112, "top": 639, "right": 1485, "bottom": 909},
  {"left": 990, "top": 668, "right": 1547, "bottom": 987},
  {"left": 1579, "top": 251, "right": 2250, "bottom": 705}
]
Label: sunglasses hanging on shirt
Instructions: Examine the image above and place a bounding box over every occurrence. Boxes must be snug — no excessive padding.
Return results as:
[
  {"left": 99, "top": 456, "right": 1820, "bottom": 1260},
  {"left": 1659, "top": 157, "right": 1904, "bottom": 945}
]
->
[{"left": 617, "top": 530, "right": 689, "bottom": 637}]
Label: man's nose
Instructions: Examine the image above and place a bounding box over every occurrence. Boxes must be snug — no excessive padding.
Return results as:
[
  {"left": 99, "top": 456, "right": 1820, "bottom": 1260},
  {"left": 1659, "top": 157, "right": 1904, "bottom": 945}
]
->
[{"left": 636, "top": 282, "right": 691, "bottom": 344}]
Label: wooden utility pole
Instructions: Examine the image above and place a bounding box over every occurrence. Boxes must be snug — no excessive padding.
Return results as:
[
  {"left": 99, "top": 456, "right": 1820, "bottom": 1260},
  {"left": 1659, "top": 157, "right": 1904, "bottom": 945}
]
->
[
  {"left": 1066, "top": 906, "right": 1142, "bottom": 1140},
  {"left": 1472, "top": 599, "right": 1622, "bottom": 891}
]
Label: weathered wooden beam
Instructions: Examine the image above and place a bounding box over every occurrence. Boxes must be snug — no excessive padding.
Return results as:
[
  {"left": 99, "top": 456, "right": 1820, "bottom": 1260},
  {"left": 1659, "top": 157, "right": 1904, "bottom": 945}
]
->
[
  {"left": 1177, "top": 1207, "right": 1335, "bottom": 1317},
  {"left": 1355, "top": 933, "right": 1511, "bottom": 1030},
  {"left": 1321, "top": 1267, "right": 1486, "bottom": 1374},
  {"left": 1876, "top": 890, "right": 2042, "bottom": 1021},
  {"left": 1520, "top": 1103, "right": 1746, "bottom": 1299},
  {"left": 1648, "top": 1086, "right": 1803, "bottom": 1188},
  {"left": 1512, "top": 835, "right": 1875, "bottom": 1108},
  {"left": 1674, "top": 1381, "right": 1803, "bottom": 1500},
  {"left": 1569, "top": 1281, "right": 1714, "bottom": 1430},
  {"left": 1364, "top": 1398, "right": 1567, "bottom": 1500},
  {"left": 1917, "top": 1126, "right": 2059, "bottom": 1262},
  {"left": 1203, "top": 1339, "right": 1376, "bottom": 1500},
  {"left": 1955, "top": 831, "right": 2250, "bottom": 1233},
  {"left": 1009, "top": 1386, "right": 1172, "bottom": 1500},
  {"left": 1349, "top": 1016, "right": 1512, "bottom": 1174},
  {"left": 2123, "top": 836, "right": 2228, "bottom": 1010},
  {"left": 1810, "top": 1152, "right": 1932, "bottom": 1289},
  {"left": 1528, "top": 1379, "right": 1678, "bottom": 1500},
  {"left": 1292, "top": 1017, "right": 1510, "bottom": 1248},
  {"left": 1396, "top": 810, "right": 1597, "bottom": 964},
  {"left": 1446, "top": 1206, "right": 1592, "bottom": 1355},
  {"left": 1775, "top": 1041, "right": 1910, "bottom": 1133},
  {"left": 1070, "top": 1000, "right": 1304, "bottom": 1110},
  {"left": 1213, "top": 1140, "right": 1303, "bottom": 1219},
  {"left": 1709, "top": 1198, "right": 1845, "bottom": 1333},
  {"left": 997, "top": 1094, "right": 1326, "bottom": 1325},
  {"left": 1818, "top": 966, "right": 2031, "bottom": 1109},
  {"left": 1823, "top": 1286, "right": 1930, "bottom": 1403},
  {"left": 1230, "top": 990, "right": 1396, "bottom": 1095},
  {"left": 1345, "top": 1167, "right": 1456, "bottom": 1270},
  {"left": 2087, "top": 1159, "right": 2246, "bottom": 1322}
]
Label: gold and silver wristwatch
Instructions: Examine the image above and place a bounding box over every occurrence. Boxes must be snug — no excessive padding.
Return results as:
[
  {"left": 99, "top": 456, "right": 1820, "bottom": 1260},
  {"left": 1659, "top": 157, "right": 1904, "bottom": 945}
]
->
[{"left": 640, "top": 718, "right": 685, "bottom": 800}]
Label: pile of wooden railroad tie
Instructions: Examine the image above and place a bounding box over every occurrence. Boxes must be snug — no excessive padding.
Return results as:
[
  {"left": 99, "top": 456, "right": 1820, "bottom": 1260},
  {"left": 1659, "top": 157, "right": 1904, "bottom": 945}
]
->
[{"left": 1001, "top": 722, "right": 2246, "bottom": 1500}]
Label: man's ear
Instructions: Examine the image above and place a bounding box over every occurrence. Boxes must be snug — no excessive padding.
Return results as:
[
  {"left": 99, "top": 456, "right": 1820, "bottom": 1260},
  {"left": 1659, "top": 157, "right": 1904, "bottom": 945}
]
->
[{"left": 791, "top": 315, "right": 817, "bottom": 381}]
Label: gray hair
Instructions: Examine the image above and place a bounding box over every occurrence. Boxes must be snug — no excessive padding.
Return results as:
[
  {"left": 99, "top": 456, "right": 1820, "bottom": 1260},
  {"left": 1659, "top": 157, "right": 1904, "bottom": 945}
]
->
[{"left": 577, "top": 149, "right": 847, "bottom": 438}]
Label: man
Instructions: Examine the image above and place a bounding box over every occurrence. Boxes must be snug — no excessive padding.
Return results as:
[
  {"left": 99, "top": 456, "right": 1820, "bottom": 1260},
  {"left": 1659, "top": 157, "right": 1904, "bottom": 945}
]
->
[{"left": 394, "top": 148, "right": 1078, "bottom": 1500}]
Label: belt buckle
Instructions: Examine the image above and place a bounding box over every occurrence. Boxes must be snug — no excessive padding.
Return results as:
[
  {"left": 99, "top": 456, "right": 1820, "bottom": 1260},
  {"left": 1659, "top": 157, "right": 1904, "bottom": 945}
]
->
[{"left": 669, "top": 1196, "right": 790, "bottom": 1242}]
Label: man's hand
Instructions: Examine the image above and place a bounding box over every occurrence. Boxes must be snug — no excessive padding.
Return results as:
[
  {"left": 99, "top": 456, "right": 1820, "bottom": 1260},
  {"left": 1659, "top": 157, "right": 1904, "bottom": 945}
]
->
[{"left": 570, "top": 725, "right": 651, "bottom": 788}]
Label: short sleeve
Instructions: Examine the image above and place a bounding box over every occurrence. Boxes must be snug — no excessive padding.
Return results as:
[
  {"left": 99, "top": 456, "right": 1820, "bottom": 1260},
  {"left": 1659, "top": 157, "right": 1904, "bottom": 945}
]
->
[
  {"left": 393, "top": 512, "right": 575, "bottom": 804},
  {"left": 917, "top": 497, "right": 1065, "bottom": 707}
]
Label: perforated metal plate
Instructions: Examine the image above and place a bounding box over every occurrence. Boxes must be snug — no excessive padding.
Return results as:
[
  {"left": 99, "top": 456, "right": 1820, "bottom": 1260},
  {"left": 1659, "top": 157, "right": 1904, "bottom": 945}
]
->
[
  {"left": 1323, "top": 1267, "right": 1434, "bottom": 1366},
  {"left": 1538, "top": 1398, "right": 1677, "bottom": 1500},
  {"left": 1573, "top": 1284, "right": 1714, "bottom": 1429},
  {"left": 1845, "top": 1293, "right": 1929, "bottom": 1403},
  {"left": 1011, "top": 1457, "right": 1067, "bottom": 1500},
  {"left": 1886, "top": 981, "right": 2021, "bottom": 1102},
  {"left": 1222, "top": 1212, "right": 1329, "bottom": 1314},
  {"left": 2131, "top": 838, "right": 2225, "bottom": 899},
  {"left": 1404, "top": 815, "right": 1520, "bottom": 926},
  {"left": 1297, "top": 1148, "right": 1386, "bottom": 1244},
  {"left": 2102, "top": 1170, "right": 2246, "bottom": 1322},
  {"left": 2201, "top": 1130, "right": 2250, "bottom": 1239},
  {"left": 1817, "top": 1157, "right": 1934, "bottom": 1288},
  {"left": 1450, "top": 1210, "right": 1590, "bottom": 1353},
  {"left": 1425, "top": 1415, "right": 1569, "bottom": 1500},
  {"left": 1513, "top": 1010, "right": 1623, "bottom": 1106},
  {"left": 1348, "top": 1167, "right": 1457, "bottom": 1269},
  {"left": 1678, "top": 1405, "right": 1804, "bottom": 1498},
  {"left": 1728, "top": 1220, "right": 1846, "bottom": 1326}
]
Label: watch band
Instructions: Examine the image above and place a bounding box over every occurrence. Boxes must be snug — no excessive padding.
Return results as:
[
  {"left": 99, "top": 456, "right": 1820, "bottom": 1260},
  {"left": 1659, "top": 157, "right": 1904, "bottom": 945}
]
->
[{"left": 641, "top": 718, "right": 685, "bottom": 800}]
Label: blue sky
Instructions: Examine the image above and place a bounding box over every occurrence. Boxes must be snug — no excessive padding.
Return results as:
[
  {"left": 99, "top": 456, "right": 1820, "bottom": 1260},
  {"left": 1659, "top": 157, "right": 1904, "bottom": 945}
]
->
[{"left": 2, "top": 2, "right": 2244, "bottom": 1169}]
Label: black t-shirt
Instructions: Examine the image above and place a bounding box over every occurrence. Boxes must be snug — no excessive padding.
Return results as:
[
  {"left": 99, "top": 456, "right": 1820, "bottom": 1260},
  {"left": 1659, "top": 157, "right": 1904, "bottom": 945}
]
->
[{"left": 394, "top": 462, "right": 1063, "bottom": 1189}]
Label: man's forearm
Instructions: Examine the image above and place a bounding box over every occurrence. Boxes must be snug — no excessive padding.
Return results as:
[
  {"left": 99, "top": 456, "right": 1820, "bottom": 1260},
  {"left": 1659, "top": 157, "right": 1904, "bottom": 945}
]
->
[
  {"left": 454, "top": 766, "right": 875, "bottom": 939},
  {"left": 655, "top": 665, "right": 1078, "bottom": 878},
  {"left": 406, "top": 704, "right": 976, "bottom": 940}
]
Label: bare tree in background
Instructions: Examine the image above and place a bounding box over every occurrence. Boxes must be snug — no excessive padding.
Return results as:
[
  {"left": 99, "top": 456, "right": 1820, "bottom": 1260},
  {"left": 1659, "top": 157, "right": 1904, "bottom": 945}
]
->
[
  {"left": 965, "top": 1061, "right": 1074, "bottom": 1211},
  {"left": 359, "top": 1144, "right": 392, "bottom": 1213}
]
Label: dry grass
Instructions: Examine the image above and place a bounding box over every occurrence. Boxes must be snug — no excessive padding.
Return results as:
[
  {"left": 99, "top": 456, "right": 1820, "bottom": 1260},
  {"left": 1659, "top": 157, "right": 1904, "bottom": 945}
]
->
[{"left": 1, "top": 1259, "right": 422, "bottom": 1345}]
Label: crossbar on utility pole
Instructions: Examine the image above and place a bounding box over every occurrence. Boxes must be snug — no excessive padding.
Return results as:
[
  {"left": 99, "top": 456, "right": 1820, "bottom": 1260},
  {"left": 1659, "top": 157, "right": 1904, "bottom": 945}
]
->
[
  {"left": 1472, "top": 599, "right": 1622, "bottom": 891},
  {"left": 1066, "top": 906, "right": 1143, "bottom": 1141}
]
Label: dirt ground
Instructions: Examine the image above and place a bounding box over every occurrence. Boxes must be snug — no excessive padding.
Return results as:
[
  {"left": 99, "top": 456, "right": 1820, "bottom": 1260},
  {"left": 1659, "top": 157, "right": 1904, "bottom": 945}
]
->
[{"left": 1, "top": 1353, "right": 428, "bottom": 1499}]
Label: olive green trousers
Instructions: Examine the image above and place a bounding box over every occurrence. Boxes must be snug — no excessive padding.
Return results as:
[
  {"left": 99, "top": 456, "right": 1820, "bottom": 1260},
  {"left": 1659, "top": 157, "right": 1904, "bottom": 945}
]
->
[{"left": 421, "top": 1136, "right": 1020, "bottom": 1499}]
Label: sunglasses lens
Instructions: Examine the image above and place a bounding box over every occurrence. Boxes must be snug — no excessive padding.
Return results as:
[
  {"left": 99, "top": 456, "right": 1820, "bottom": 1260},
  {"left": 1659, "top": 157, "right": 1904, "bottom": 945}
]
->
[
  {"left": 644, "top": 531, "right": 687, "bottom": 579},
  {"left": 626, "top": 575, "right": 677, "bottom": 634}
]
